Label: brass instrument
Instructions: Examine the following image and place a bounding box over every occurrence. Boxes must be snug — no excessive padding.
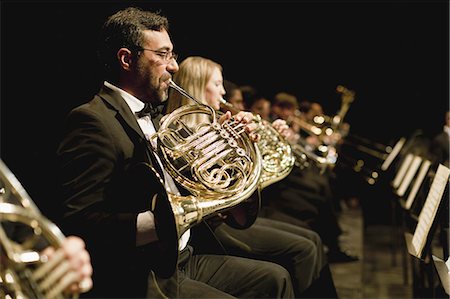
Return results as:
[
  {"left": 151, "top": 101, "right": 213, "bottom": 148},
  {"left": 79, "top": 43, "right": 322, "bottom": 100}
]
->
[
  {"left": 290, "top": 142, "right": 338, "bottom": 174},
  {"left": 284, "top": 85, "right": 355, "bottom": 173},
  {"left": 339, "top": 135, "right": 407, "bottom": 184},
  {"left": 220, "top": 97, "right": 337, "bottom": 176},
  {"left": 334, "top": 85, "right": 355, "bottom": 129},
  {"left": 288, "top": 110, "right": 325, "bottom": 137},
  {"left": 147, "top": 80, "right": 262, "bottom": 278},
  {"left": 219, "top": 99, "right": 295, "bottom": 189},
  {"left": 285, "top": 111, "right": 338, "bottom": 172},
  {"left": 288, "top": 109, "right": 342, "bottom": 151},
  {"left": 289, "top": 85, "right": 354, "bottom": 138},
  {"left": 344, "top": 134, "right": 394, "bottom": 160},
  {"left": 0, "top": 159, "right": 83, "bottom": 299}
]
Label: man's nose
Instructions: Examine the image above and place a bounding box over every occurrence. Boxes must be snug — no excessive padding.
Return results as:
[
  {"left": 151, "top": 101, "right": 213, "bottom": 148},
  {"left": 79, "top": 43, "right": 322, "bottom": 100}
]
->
[{"left": 167, "top": 59, "right": 179, "bottom": 72}]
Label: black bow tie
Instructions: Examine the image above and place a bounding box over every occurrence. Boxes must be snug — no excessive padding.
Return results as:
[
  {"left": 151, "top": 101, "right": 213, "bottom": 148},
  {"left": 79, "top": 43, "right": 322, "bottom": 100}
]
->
[{"left": 136, "top": 102, "right": 165, "bottom": 119}]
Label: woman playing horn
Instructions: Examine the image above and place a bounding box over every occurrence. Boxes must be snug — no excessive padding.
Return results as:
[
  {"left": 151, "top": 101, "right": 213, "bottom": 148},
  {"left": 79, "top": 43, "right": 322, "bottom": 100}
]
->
[{"left": 166, "top": 56, "right": 338, "bottom": 298}]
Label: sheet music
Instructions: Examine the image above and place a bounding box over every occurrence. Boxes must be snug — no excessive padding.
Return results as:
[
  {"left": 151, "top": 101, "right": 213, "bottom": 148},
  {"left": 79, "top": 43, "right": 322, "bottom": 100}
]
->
[
  {"left": 397, "top": 156, "right": 422, "bottom": 197},
  {"left": 392, "top": 153, "right": 414, "bottom": 189},
  {"left": 405, "top": 160, "right": 431, "bottom": 210},
  {"left": 412, "top": 164, "right": 450, "bottom": 257},
  {"left": 381, "top": 137, "right": 406, "bottom": 171}
]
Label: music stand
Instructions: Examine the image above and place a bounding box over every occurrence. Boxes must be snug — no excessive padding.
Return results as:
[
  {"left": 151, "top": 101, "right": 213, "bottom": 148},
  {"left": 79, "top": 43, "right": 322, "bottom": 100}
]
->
[
  {"left": 431, "top": 255, "right": 450, "bottom": 295},
  {"left": 391, "top": 155, "right": 427, "bottom": 284},
  {"left": 402, "top": 160, "right": 432, "bottom": 211},
  {"left": 406, "top": 164, "right": 450, "bottom": 260},
  {"left": 392, "top": 153, "right": 414, "bottom": 190},
  {"left": 381, "top": 137, "right": 406, "bottom": 171},
  {"left": 389, "top": 153, "right": 415, "bottom": 267},
  {"left": 396, "top": 155, "right": 422, "bottom": 198},
  {"left": 403, "top": 164, "right": 450, "bottom": 298}
]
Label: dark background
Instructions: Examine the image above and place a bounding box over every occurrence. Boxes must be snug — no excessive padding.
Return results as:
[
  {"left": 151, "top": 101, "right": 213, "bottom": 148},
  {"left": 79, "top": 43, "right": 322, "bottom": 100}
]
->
[{"left": 1, "top": 1, "right": 448, "bottom": 211}]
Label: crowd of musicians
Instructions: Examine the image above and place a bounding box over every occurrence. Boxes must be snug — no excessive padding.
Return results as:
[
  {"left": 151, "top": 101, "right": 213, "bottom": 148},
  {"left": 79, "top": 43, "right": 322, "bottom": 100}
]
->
[{"left": 1, "top": 6, "right": 448, "bottom": 299}]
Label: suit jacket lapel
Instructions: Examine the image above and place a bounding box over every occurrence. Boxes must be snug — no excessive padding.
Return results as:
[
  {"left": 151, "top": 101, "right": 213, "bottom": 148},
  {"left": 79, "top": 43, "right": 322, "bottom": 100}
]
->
[
  {"left": 98, "top": 85, "right": 146, "bottom": 140},
  {"left": 97, "top": 85, "right": 166, "bottom": 180}
]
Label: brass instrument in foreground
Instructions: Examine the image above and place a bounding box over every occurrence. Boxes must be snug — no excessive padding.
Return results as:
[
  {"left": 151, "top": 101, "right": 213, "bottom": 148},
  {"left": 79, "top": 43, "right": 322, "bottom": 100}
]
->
[
  {"left": 146, "top": 80, "right": 262, "bottom": 278},
  {"left": 0, "top": 159, "right": 81, "bottom": 299},
  {"left": 220, "top": 99, "right": 295, "bottom": 189}
]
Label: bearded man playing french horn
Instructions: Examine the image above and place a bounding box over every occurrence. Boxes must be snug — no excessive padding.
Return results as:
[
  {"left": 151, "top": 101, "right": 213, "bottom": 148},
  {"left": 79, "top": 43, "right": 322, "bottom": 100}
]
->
[{"left": 55, "top": 7, "right": 295, "bottom": 299}]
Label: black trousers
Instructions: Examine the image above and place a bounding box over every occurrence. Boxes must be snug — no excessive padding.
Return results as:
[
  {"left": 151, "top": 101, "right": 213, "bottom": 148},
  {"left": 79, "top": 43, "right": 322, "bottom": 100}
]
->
[
  {"left": 262, "top": 169, "right": 343, "bottom": 251},
  {"left": 215, "top": 218, "right": 318, "bottom": 295},
  {"left": 214, "top": 218, "right": 338, "bottom": 298},
  {"left": 147, "top": 245, "right": 294, "bottom": 298}
]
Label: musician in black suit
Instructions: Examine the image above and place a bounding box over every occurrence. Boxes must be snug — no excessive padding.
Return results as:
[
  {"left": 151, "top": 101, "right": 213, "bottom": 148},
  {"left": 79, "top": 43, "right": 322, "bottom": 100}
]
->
[{"left": 56, "top": 7, "right": 294, "bottom": 298}]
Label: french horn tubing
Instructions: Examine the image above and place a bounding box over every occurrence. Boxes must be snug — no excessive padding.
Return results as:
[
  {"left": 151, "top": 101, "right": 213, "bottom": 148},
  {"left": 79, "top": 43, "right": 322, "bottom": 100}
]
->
[
  {"left": 219, "top": 98, "right": 295, "bottom": 189},
  {"left": 0, "top": 159, "right": 82, "bottom": 299},
  {"left": 145, "top": 80, "right": 262, "bottom": 278}
]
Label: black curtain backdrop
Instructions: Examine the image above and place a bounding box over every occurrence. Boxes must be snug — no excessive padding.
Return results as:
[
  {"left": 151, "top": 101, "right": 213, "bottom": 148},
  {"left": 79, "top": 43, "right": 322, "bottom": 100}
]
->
[{"left": 1, "top": 1, "right": 448, "bottom": 213}]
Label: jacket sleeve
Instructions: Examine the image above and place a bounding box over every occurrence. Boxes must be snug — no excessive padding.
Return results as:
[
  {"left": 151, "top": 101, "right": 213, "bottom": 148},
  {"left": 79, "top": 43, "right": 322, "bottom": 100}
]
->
[{"left": 56, "top": 106, "right": 139, "bottom": 258}]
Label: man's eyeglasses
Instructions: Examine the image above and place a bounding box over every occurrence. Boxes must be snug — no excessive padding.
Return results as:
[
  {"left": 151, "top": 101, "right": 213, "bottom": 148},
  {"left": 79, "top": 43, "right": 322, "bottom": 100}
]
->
[{"left": 137, "top": 48, "right": 178, "bottom": 62}]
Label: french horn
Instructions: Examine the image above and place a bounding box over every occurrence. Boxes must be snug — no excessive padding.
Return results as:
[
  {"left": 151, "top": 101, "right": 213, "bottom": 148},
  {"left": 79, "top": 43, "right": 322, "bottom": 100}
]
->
[
  {"left": 0, "top": 159, "right": 84, "bottom": 299},
  {"left": 219, "top": 99, "right": 295, "bottom": 189},
  {"left": 145, "top": 80, "right": 262, "bottom": 278}
]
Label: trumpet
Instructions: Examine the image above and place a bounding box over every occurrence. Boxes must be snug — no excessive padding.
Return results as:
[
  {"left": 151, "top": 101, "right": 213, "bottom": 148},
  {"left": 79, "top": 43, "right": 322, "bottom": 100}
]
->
[
  {"left": 287, "top": 110, "right": 325, "bottom": 137},
  {"left": 284, "top": 113, "right": 338, "bottom": 172},
  {"left": 343, "top": 134, "right": 394, "bottom": 160},
  {"left": 287, "top": 110, "right": 344, "bottom": 148},
  {"left": 334, "top": 85, "right": 355, "bottom": 129},
  {"left": 290, "top": 141, "right": 338, "bottom": 174}
]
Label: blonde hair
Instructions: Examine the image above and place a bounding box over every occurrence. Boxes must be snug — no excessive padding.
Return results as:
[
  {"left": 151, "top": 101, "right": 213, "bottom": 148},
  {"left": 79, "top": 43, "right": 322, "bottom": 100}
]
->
[{"left": 167, "top": 56, "right": 223, "bottom": 126}]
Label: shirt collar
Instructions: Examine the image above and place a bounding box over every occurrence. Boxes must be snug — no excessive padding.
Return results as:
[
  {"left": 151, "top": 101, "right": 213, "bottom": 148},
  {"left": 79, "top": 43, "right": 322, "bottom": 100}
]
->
[{"left": 104, "top": 81, "right": 145, "bottom": 114}]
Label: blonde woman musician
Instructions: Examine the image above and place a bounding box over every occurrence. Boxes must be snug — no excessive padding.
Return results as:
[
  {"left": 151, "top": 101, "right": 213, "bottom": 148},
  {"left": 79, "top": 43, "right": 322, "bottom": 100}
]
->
[{"left": 167, "top": 56, "right": 338, "bottom": 298}]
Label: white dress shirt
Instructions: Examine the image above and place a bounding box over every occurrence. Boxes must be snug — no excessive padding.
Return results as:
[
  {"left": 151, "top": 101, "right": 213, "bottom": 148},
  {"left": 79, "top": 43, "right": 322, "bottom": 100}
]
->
[{"left": 104, "top": 81, "right": 190, "bottom": 250}]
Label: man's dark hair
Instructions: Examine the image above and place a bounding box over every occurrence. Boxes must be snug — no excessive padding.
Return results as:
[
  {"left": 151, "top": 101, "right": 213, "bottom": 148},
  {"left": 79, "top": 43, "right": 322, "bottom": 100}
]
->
[
  {"left": 298, "top": 100, "right": 312, "bottom": 113},
  {"left": 97, "top": 7, "right": 169, "bottom": 82},
  {"left": 273, "top": 92, "right": 298, "bottom": 109},
  {"left": 223, "top": 80, "right": 239, "bottom": 101},
  {"left": 239, "top": 85, "right": 259, "bottom": 108}
]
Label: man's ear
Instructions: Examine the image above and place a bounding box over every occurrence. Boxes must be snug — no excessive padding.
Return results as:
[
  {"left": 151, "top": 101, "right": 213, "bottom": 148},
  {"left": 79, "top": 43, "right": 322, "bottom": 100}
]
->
[{"left": 117, "top": 48, "right": 133, "bottom": 71}]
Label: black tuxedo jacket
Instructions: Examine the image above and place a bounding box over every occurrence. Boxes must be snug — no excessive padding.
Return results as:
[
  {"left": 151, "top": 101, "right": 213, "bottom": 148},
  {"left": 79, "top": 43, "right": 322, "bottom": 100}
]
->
[{"left": 57, "top": 85, "right": 165, "bottom": 298}]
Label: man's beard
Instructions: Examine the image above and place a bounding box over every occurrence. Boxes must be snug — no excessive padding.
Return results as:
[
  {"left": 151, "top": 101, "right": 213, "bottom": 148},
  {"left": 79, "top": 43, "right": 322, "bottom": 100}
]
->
[{"left": 146, "top": 82, "right": 167, "bottom": 104}]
